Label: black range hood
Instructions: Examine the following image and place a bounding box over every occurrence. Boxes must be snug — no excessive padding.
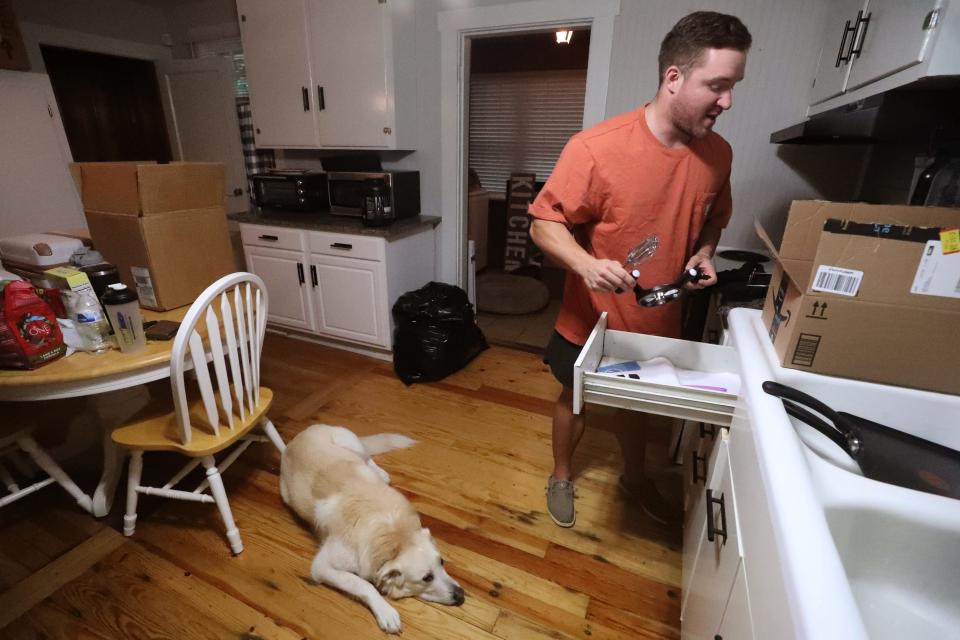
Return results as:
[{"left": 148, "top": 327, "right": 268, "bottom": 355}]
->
[{"left": 770, "top": 88, "right": 960, "bottom": 144}]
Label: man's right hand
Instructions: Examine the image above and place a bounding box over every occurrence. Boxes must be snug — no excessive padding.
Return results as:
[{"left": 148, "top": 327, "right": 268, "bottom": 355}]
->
[{"left": 576, "top": 257, "right": 635, "bottom": 293}]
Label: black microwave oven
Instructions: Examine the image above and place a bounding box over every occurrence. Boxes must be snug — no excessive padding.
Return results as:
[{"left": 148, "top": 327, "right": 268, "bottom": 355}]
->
[
  {"left": 252, "top": 170, "right": 328, "bottom": 211},
  {"left": 326, "top": 171, "right": 420, "bottom": 218}
]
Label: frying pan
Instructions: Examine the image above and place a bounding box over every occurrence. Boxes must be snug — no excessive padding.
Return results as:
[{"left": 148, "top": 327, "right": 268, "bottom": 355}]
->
[{"left": 762, "top": 381, "right": 960, "bottom": 500}]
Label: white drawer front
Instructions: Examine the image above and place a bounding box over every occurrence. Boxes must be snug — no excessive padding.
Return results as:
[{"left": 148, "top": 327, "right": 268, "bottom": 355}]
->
[
  {"left": 574, "top": 312, "right": 739, "bottom": 426},
  {"left": 308, "top": 231, "right": 384, "bottom": 262},
  {"left": 240, "top": 224, "right": 304, "bottom": 252}
]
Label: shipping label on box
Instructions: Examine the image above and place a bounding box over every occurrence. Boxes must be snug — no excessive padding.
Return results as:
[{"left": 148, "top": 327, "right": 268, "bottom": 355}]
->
[{"left": 910, "top": 240, "right": 960, "bottom": 300}]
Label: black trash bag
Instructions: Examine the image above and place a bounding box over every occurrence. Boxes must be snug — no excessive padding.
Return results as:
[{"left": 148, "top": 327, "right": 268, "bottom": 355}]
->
[{"left": 392, "top": 282, "right": 488, "bottom": 385}]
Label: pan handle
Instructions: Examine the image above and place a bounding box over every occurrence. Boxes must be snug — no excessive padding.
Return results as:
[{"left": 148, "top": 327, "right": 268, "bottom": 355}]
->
[
  {"left": 761, "top": 381, "right": 846, "bottom": 429},
  {"left": 782, "top": 399, "right": 854, "bottom": 456}
]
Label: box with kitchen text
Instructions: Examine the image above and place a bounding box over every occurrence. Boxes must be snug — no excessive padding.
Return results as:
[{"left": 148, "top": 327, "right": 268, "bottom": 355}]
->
[
  {"left": 757, "top": 200, "right": 960, "bottom": 395},
  {"left": 74, "top": 162, "right": 235, "bottom": 311}
]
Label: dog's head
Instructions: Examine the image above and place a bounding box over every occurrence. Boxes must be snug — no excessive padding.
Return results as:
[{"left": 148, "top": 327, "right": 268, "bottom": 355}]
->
[{"left": 375, "top": 528, "right": 464, "bottom": 605}]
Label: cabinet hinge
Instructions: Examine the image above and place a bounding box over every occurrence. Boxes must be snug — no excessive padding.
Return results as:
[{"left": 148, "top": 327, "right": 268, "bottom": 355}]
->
[{"left": 923, "top": 8, "right": 940, "bottom": 30}]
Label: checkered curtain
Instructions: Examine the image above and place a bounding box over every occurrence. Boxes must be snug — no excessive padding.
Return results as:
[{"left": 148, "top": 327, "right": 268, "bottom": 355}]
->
[{"left": 236, "top": 97, "right": 274, "bottom": 198}]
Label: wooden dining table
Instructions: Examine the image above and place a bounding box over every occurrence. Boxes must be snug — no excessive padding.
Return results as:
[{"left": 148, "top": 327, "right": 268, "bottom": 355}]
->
[{"left": 0, "top": 307, "right": 189, "bottom": 516}]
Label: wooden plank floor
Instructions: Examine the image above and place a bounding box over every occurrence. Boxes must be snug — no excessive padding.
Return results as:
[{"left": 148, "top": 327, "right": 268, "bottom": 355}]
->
[{"left": 0, "top": 334, "right": 682, "bottom": 639}]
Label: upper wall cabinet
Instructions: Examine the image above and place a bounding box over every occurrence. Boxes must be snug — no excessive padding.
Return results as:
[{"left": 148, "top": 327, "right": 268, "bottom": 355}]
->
[
  {"left": 237, "top": 0, "right": 417, "bottom": 150},
  {"left": 809, "top": 0, "right": 954, "bottom": 112}
]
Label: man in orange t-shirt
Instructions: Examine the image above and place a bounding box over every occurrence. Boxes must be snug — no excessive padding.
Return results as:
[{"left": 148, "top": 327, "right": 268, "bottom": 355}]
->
[{"left": 529, "top": 12, "right": 751, "bottom": 527}]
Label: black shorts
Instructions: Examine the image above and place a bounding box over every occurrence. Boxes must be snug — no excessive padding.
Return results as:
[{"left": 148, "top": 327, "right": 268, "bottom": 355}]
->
[{"left": 544, "top": 331, "right": 583, "bottom": 388}]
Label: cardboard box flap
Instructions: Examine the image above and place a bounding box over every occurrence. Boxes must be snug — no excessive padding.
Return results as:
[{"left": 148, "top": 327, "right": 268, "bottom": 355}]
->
[
  {"left": 754, "top": 218, "right": 812, "bottom": 289},
  {"left": 137, "top": 163, "right": 225, "bottom": 214},
  {"left": 779, "top": 200, "right": 960, "bottom": 262},
  {"left": 79, "top": 162, "right": 155, "bottom": 215}
]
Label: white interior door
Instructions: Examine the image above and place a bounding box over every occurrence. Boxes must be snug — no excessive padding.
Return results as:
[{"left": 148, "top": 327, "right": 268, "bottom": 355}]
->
[
  {"left": 156, "top": 58, "right": 248, "bottom": 214},
  {"left": 0, "top": 71, "right": 87, "bottom": 237}
]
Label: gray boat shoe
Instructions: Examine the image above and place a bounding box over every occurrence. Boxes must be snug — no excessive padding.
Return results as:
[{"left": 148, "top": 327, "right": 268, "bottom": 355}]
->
[{"left": 546, "top": 476, "right": 576, "bottom": 527}]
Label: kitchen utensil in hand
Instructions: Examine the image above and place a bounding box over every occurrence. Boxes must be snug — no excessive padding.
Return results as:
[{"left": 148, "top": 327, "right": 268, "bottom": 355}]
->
[
  {"left": 633, "top": 267, "right": 708, "bottom": 307},
  {"left": 614, "top": 235, "right": 659, "bottom": 294}
]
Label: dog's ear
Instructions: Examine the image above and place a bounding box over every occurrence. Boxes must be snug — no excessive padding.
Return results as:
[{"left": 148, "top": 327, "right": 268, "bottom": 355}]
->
[{"left": 376, "top": 562, "right": 404, "bottom": 596}]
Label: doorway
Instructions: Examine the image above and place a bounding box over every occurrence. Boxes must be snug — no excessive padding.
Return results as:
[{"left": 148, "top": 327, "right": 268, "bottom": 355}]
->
[
  {"left": 466, "top": 28, "right": 589, "bottom": 352},
  {"left": 40, "top": 45, "right": 171, "bottom": 162}
]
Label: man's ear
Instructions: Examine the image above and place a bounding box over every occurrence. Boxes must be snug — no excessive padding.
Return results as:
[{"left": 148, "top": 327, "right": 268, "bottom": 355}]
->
[
  {"left": 376, "top": 562, "right": 404, "bottom": 596},
  {"left": 663, "top": 65, "right": 684, "bottom": 93}
]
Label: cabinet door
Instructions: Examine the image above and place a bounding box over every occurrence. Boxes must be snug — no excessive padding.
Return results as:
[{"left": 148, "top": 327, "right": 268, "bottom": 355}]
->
[
  {"left": 237, "top": 0, "right": 319, "bottom": 147},
  {"left": 845, "top": 0, "right": 940, "bottom": 92},
  {"left": 810, "top": 0, "right": 866, "bottom": 105},
  {"left": 307, "top": 0, "right": 394, "bottom": 148},
  {"left": 244, "top": 246, "right": 314, "bottom": 331},
  {"left": 715, "top": 563, "right": 754, "bottom": 640},
  {"left": 310, "top": 253, "right": 389, "bottom": 347},
  {"left": 681, "top": 442, "right": 742, "bottom": 640}
]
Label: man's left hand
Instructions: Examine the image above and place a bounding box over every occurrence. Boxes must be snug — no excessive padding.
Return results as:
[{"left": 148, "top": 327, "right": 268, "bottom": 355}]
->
[{"left": 683, "top": 253, "right": 717, "bottom": 289}]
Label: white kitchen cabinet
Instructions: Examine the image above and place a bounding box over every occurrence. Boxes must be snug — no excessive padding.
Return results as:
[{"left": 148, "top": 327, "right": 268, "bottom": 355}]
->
[
  {"left": 810, "top": 0, "right": 947, "bottom": 109},
  {"left": 844, "top": 0, "right": 941, "bottom": 92},
  {"left": 236, "top": 0, "right": 417, "bottom": 150},
  {"left": 243, "top": 244, "right": 314, "bottom": 331},
  {"left": 809, "top": 0, "right": 865, "bottom": 105},
  {"left": 239, "top": 222, "right": 435, "bottom": 352},
  {"left": 236, "top": 0, "right": 319, "bottom": 147},
  {"left": 310, "top": 253, "right": 388, "bottom": 348},
  {"left": 681, "top": 440, "right": 744, "bottom": 640},
  {"left": 715, "top": 564, "right": 754, "bottom": 640}
]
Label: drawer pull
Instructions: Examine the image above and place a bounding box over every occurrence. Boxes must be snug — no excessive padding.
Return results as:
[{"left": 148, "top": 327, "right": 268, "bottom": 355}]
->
[
  {"left": 296, "top": 262, "right": 304, "bottom": 285},
  {"left": 258, "top": 234, "right": 279, "bottom": 241},
  {"left": 706, "top": 488, "right": 728, "bottom": 544},
  {"left": 692, "top": 451, "right": 707, "bottom": 484},
  {"left": 330, "top": 242, "right": 353, "bottom": 250},
  {"left": 699, "top": 423, "right": 717, "bottom": 440}
]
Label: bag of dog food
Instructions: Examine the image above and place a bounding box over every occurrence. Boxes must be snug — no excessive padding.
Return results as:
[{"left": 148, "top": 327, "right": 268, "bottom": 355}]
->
[
  {"left": 392, "top": 282, "right": 487, "bottom": 385},
  {"left": 0, "top": 280, "right": 66, "bottom": 369}
]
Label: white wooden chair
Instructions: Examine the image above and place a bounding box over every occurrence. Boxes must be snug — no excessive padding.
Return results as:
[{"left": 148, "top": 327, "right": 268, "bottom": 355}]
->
[
  {"left": 0, "top": 403, "right": 94, "bottom": 512},
  {"left": 111, "top": 272, "right": 284, "bottom": 555}
]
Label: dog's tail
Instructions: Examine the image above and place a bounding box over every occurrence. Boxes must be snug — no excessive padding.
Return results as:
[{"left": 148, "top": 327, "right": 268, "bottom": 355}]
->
[{"left": 360, "top": 433, "right": 416, "bottom": 456}]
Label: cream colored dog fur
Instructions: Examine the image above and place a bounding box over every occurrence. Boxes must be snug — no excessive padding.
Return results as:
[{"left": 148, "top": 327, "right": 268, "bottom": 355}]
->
[{"left": 280, "top": 424, "right": 464, "bottom": 634}]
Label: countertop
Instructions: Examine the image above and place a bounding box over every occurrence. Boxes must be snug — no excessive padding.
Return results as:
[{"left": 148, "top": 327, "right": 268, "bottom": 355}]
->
[{"left": 229, "top": 207, "right": 441, "bottom": 241}]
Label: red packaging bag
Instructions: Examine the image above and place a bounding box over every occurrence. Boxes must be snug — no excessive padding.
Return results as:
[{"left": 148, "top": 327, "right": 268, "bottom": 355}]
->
[{"left": 0, "top": 280, "right": 66, "bottom": 369}]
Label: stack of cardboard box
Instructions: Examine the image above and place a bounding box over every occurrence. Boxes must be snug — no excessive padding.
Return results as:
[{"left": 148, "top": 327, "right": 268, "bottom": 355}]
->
[
  {"left": 73, "top": 162, "right": 236, "bottom": 311},
  {"left": 758, "top": 200, "right": 960, "bottom": 395}
]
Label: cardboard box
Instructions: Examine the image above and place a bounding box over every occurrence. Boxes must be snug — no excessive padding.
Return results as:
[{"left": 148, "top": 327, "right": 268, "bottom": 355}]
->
[
  {"left": 758, "top": 200, "right": 960, "bottom": 395},
  {"left": 75, "top": 162, "right": 234, "bottom": 311},
  {"left": 0, "top": 1, "right": 30, "bottom": 71}
]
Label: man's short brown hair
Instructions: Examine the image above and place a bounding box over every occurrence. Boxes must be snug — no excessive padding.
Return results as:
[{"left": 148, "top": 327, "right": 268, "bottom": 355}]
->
[{"left": 658, "top": 12, "right": 752, "bottom": 83}]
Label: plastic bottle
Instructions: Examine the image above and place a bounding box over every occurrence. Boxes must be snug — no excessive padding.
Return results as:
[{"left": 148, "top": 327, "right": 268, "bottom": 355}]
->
[
  {"left": 102, "top": 283, "right": 145, "bottom": 353},
  {"left": 74, "top": 290, "right": 111, "bottom": 353}
]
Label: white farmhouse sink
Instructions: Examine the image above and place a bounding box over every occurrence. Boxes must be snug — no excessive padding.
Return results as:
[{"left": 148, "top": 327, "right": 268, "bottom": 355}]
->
[{"left": 727, "top": 309, "right": 960, "bottom": 640}]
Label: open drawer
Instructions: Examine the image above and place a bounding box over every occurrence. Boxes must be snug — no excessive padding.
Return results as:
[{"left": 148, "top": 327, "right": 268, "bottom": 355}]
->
[{"left": 573, "top": 312, "right": 740, "bottom": 426}]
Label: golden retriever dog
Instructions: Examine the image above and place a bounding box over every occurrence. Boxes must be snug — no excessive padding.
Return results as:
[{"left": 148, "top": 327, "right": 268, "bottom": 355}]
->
[{"left": 280, "top": 424, "right": 465, "bottom": 634}]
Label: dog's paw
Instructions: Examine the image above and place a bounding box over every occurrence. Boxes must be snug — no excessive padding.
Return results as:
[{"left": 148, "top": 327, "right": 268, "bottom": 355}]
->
[{"left": 372, "top": 602, "right": 402, "bottom": 634}]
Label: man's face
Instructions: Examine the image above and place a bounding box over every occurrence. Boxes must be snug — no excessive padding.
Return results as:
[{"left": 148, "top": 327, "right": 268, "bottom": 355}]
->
[{"left": 666, "top": 48, "right": 746, "bottom": 139}]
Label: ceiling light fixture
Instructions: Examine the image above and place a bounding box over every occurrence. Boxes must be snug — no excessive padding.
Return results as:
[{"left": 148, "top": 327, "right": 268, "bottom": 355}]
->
[{"left": 556, "top": 30, "right": 573, "bottom": 45}]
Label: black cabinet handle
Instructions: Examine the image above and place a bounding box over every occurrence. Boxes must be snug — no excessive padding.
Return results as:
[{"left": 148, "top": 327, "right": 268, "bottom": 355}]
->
[
  {"left": 850, "top": 11, "right": 871, "bottom": 58},
  {"left": 692, "top": 451, "right": 707, "bottom": 484},
  {"left": 302, "top": 86, "right": 310, "bottom": 111},
  {"left": 296, "top": 262, "right": 305, "bottom": 285},
  {"left": 317, "top": 85, "right": 325, "bottom": 111},
  {"left": 706, "top": 489, "right": 728, "bottom": 544},
  {"left": 330, "top": 242, "right": 352, "bottom": 250},
  {"left": 258, "top": 234, "right": 278, "bottom": 241},
  {"left": 699, "top": 423, "right": 717, "bottom": 440},
  {"left": 310, "top": 264, "right": 318, "bottom": 287},
  {"left": 834, "top": 18, "right": 857, "bottom": 67}
]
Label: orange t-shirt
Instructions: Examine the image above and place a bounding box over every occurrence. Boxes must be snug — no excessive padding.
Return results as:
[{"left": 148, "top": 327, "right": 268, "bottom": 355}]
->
[{"left": 529, "top": 106, "right": 733, "bottom": 345}]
